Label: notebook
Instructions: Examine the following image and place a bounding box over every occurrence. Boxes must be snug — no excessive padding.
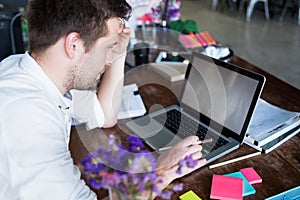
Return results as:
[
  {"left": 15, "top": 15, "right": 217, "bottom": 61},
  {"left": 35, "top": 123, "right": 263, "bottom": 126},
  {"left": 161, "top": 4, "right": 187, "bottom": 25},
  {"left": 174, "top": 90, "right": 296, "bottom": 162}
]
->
[{"left": 126, "top": 52, "right": 265, "bottom": 164}]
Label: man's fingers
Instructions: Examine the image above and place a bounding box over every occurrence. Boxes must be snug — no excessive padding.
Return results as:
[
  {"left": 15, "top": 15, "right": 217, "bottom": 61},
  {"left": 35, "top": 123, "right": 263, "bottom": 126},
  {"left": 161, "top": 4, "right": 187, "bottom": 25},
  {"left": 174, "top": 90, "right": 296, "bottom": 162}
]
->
[
  {"left": 122, "top": 27, "right": 131, "bottom": 34},
  {"left": 180, "top": 158, "right": 206, "bottom": 175},
  {"left": 174, "top": 136, "right": 199, "bottom": 148},
  {"left": 185, "top": 144, "right": 202, "bottom": 155},
  {"left": 190, "top": 150, "right": 203, "bottom": 160},
  {"left": 167, "top": 158, "right": 206, "bottom": 178}
]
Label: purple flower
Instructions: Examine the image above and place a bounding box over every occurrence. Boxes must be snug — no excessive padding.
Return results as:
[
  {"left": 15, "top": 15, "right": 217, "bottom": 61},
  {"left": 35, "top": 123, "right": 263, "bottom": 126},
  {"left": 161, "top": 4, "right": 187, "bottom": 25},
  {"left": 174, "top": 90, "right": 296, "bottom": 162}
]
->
[
  {"left": 99, "top": 172, "right": 115, "bottom": 189},
  {"left": 129, "top": 152, "right": 157, "bottom": 173},
  {"left": 109, "top": 134, "right": 116, "bottom": 145},
  {"left": 79, "top": 134, "right": 190, "bottom": 199},
  {"left": 88, "top": 178, "right": 101, "bottom": 189},
  {"left": 160, "top": 191, "right": 173, "bottom": 199},
  {"left": 172, "top": 183, "right": 183, "bottom": 191},
  {"left": 127, "top": 135, "right": 144, "bottom": 152},
  {"left": 185, "top": 155, "right": 198, "bottom": 168},
  {"left": 176, "top": 155, "right": 198, "bottom": 175}
]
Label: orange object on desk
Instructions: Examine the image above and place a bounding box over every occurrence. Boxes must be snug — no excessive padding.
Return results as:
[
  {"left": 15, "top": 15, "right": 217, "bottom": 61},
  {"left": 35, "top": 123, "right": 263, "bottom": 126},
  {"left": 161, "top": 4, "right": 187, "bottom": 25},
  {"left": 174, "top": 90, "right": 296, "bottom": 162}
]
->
[{"left": 179, "top": 31, "right": 217, "bottom": 48}]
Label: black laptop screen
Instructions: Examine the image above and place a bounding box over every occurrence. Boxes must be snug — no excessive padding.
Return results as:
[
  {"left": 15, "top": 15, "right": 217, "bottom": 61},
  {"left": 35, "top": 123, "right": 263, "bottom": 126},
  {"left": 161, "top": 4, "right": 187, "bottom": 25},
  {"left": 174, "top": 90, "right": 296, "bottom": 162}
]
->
[{"left": 180, "top": 53, "right": 265, "bottom": 141}]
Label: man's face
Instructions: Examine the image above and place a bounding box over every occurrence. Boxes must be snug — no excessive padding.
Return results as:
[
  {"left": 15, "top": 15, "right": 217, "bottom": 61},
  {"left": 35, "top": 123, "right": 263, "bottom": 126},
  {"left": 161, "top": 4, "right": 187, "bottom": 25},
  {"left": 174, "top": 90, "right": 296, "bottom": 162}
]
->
[{"left": 71, "top": 18, "right": 123, "bottom": 90}]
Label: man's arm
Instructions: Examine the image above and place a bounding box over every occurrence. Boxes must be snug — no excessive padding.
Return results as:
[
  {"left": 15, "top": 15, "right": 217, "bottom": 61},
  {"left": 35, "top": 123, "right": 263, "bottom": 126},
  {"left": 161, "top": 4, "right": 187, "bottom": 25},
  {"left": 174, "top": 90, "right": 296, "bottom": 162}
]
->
[
  {"left": 97, "top": 26, "right": 131, "bottom": 128},
  {"left": 2, "top": 99, "right": 97, "bottom": 200}
]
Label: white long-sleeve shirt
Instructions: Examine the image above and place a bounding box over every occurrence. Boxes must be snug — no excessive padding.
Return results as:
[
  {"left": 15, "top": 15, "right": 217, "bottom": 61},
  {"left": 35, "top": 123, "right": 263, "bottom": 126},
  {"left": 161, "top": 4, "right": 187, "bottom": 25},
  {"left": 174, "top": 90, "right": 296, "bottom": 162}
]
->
[{"left": 0, "top": 53, "right": 104, "bottom": 199}]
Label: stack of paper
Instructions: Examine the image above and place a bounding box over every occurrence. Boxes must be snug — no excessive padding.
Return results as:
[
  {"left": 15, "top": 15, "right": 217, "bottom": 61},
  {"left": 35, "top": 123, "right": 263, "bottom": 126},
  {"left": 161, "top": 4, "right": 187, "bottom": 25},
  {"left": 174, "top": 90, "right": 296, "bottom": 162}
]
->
[
  {"left": 245, "top": 98, "right": 300, "bottom": 154},
  {"left": 150, "top": 63, "right": 187, "bottom": 82},
  {"left": 117, "top": 84, "right": 146, "bottom": 119},
  {"left": 210, "top": 167, "right": 262, "bottom": 199},
  {"left": 152, "top": 51, "right": 190, "bottom": 82}
]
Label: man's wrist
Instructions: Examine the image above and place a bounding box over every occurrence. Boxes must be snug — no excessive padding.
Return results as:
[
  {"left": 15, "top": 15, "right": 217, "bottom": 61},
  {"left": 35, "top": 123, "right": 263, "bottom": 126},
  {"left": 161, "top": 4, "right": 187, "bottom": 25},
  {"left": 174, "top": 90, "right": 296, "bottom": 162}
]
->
[{"left": 112, "top": 51, "right": 127, "bottom": 64}]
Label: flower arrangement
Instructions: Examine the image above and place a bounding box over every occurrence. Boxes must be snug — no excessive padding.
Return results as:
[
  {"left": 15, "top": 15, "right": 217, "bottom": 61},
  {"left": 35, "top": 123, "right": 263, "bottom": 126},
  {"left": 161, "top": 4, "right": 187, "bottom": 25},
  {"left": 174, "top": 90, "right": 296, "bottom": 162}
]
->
[
  {"left": 126, "top": 0, "right": 181, "bottom": 24},
  {"left": 150, "top": 0, "right": 181, "bottom": 23},
  {"left": 80, "top": 134, "right": 197, "bottom": 200}
]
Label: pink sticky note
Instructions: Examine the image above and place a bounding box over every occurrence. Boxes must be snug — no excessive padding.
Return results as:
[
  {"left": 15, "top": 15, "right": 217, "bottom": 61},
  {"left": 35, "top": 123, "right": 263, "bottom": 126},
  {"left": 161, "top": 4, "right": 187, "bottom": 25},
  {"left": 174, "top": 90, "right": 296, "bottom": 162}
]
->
[
  {"left": 240, "top": 167, "right": 262, "bottom": 184},
  {"left": 210, "top": 174, "right": 243, "bottom": 200}
]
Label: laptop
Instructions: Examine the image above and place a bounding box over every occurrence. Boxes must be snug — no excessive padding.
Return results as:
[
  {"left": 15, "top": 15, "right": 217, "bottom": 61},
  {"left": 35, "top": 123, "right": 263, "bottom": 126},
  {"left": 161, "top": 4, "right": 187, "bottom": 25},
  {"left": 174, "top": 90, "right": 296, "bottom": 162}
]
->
[{"left": 126, "top": 52, "right": 265, "bottom": 164}]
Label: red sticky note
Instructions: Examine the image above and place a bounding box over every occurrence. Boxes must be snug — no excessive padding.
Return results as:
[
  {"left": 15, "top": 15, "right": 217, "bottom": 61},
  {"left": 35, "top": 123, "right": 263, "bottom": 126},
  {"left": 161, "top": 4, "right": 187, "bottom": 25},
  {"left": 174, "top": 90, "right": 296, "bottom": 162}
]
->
[
  {"left": 210, "top": 174, "right": 243, "bottom": 200},
  {"left": 240, "top": 167, "right": 262, "bottom": 184}
]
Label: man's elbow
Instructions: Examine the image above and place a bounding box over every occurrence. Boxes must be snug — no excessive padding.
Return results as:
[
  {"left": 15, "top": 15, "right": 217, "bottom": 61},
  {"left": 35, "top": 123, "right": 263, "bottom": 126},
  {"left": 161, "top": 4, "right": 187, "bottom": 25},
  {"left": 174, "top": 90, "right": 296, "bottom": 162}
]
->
[{"left": 102, "top": 117, "right": 118, "bottom": 128}]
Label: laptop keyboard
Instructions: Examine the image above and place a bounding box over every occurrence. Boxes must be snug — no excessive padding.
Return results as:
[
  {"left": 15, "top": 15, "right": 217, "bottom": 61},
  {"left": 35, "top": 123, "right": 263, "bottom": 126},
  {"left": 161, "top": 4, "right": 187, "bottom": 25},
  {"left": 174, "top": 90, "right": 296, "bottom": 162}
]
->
[{"left": 153, "top": 109, "right": 229, "bottom": 152}]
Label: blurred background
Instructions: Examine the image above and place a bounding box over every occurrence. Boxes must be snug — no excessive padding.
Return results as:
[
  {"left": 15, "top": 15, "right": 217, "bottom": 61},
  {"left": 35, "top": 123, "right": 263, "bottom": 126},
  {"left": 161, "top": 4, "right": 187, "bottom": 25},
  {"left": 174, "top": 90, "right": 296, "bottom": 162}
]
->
[
  {"left": 180, "top": 0, "right": 300, "bottom": 89},
  {"left": 1, "top": 0, "right": 299, "bottom": 89}
]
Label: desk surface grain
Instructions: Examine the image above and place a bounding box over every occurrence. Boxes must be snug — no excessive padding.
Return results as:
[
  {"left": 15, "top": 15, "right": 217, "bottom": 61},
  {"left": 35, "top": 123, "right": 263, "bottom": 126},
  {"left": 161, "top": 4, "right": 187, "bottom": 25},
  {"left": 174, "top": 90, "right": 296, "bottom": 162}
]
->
[{"left": 70, "top": 55, "right": 300, "bottom": 200}]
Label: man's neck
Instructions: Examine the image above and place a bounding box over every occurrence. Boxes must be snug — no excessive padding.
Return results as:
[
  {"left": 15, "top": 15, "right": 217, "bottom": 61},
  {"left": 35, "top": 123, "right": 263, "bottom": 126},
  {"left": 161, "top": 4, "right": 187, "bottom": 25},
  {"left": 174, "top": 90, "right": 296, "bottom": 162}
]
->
[{"left": 31, "top": 43, "right": 71, "bottom": 95}]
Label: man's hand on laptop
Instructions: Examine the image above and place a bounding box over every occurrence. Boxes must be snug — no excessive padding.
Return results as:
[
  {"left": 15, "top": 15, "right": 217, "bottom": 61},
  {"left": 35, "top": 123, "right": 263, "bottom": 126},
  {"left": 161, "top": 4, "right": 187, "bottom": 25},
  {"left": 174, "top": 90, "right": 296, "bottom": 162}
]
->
[{"left": 155, "top": 136, "right": 206, "bottom": 190}]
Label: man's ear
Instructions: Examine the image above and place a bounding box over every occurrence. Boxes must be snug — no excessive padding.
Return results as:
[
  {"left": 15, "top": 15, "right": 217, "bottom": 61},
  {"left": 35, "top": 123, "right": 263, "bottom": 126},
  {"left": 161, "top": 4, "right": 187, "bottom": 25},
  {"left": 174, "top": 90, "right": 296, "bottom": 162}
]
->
[{"left": 64, "top": 32, "right": 85, "bottom": 58}]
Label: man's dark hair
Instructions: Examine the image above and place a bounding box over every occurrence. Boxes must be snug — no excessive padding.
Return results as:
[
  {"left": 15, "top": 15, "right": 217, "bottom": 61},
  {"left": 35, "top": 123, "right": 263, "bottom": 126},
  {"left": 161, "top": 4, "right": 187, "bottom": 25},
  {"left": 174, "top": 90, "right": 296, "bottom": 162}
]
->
[{"left": 26, "top": 0, "right": 131, "bottom": 54}]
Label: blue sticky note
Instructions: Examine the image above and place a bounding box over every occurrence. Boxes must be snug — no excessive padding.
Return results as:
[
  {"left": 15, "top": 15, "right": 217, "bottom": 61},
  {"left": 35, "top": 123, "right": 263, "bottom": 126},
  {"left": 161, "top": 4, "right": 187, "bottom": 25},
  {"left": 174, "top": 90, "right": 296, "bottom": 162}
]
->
[
  {"left": 265, "top": 185, "right": 300, "bottom": 200},
  {"left": 225, "top": 171, "right": 256, "bottom": 196}
]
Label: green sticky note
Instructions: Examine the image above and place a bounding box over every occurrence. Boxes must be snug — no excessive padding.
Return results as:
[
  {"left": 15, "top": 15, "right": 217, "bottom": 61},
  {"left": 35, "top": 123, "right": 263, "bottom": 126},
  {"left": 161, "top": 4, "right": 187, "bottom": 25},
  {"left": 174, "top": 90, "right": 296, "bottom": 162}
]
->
[
  {"left": 179, "top": 190, "right": 202, "bottom": 200},
  {"left": 225, "top": 171, "right": 256, "bottom": 196}
]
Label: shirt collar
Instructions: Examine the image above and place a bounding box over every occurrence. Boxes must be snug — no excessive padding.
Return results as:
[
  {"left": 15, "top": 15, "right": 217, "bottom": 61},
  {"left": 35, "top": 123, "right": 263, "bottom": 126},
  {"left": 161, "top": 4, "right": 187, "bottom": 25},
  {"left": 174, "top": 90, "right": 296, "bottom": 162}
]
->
[{"left": 20, "top": 52, "right": 71, "bottom": 109}]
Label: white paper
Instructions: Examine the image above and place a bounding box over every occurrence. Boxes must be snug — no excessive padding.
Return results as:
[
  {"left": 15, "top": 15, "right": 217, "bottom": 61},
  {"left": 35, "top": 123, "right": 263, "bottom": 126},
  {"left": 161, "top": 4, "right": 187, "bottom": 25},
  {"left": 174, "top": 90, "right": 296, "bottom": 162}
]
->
[
  {"left": 246, "top": 98, "right": 300, "bottom": 140},
  {"left": 117, "top": 83, "right": 146, "bottom": 119}
]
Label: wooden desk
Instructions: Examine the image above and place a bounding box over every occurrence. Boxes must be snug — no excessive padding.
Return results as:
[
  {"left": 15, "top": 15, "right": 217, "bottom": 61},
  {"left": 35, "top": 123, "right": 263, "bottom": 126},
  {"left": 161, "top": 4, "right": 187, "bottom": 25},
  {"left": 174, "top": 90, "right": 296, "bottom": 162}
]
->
[{"left": 70, "top": 55, "right": 300, "bottom": 199}]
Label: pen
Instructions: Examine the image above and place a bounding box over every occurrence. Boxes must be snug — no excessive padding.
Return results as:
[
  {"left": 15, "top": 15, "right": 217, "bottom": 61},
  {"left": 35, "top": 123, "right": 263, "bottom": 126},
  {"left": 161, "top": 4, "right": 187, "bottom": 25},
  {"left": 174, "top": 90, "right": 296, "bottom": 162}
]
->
[
  {"left": 158, "top": 138, "right": 213, "bottom": 152},
  {"left": 208, "top": 151, "right": 261, "bottom": 169}
]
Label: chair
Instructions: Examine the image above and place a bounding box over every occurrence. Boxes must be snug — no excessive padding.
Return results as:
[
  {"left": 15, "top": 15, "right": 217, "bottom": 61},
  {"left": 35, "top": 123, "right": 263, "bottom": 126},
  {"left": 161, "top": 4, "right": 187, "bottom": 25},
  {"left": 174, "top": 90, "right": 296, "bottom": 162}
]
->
[
  {"left": 212, "top": 0, "right": 218, "bottom": 10},
  {"left": 239, "top": 0, "right": 270, "bottom": 22},
  {"left": 279, "top": 0, "right": 300, "bottom": 25},
  {"left": 0, "top": 11, "right": 25, "bottom": 60},
  {"left": 212, "top": 0, "right": 236, "bottom": 11}
]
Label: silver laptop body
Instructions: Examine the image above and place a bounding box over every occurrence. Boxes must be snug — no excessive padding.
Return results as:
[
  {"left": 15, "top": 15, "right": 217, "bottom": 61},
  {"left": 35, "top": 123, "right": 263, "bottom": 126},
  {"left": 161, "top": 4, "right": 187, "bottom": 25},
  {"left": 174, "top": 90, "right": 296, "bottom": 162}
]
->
[{"left": 127, "top": 52, "right": 265, "bottom": 164}]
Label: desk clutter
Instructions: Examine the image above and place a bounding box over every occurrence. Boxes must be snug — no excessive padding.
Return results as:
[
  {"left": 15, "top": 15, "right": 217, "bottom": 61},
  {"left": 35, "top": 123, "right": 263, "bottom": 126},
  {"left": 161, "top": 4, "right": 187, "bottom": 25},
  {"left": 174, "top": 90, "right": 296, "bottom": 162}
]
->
[
  {"left": 210, "top": 167, "right": 262, "bottom": 200},
  {"left": 117, "top": 84, "right": 146, "bottom": 119},
  {"left": 178, "top": 31, "right": 218, "bottom": 48},
  {"left": 152, "top": 51, "right": 190, "bottom": 82},
  {"left": 245, "top": 98, "right": 300, "bottom": 154},
  {"left": 179, "top": 167, "right": 262, "bottom": 199},
  {"left": 178, "top": 31, "right": 233, "bottom": 61}
]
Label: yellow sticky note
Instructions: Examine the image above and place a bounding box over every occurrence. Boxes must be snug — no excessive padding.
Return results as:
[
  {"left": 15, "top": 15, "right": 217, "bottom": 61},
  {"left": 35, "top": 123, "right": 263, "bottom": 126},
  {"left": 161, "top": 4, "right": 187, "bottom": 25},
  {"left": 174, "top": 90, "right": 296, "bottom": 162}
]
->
[{"left": 179, "top": 190, "right": 202, "bottom": 200}]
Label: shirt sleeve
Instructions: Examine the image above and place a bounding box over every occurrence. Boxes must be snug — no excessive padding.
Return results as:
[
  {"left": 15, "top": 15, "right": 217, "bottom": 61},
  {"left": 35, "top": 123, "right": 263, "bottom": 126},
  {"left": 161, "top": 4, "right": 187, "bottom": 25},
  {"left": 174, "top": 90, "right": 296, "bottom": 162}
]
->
[
  {"left": 1, "top": 98, "right": 97, "bottom": 200},
  {"left": 70, "top": 90, "right": 105, "bottom": 130}
]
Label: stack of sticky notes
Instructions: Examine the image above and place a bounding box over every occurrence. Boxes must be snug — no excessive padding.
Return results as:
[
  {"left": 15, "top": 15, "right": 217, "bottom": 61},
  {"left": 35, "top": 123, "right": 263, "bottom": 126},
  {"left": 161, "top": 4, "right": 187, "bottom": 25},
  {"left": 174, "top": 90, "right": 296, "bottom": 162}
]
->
[
  {"left": 178, "top": 31, "right": 218, "bottom": 49},
  {"left": 210, "top": 167, "right": 262, "bottom": 200},
  {"left": 179, "top": 190, "right": 202, "bottom": 200},
  {"left": 240, "top": 167, "right": 263, "bottom": 184},
  {"left": 211, "top": 174, "right": 244, "bottom": 200}
]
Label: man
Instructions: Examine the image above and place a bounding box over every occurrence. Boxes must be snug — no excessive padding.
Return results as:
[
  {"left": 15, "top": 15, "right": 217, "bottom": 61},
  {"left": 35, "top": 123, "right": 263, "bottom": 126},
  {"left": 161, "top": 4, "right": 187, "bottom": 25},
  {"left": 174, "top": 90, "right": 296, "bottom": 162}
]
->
[{"left": 0, "top": 0, "right": 206, "bottom": 199}]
